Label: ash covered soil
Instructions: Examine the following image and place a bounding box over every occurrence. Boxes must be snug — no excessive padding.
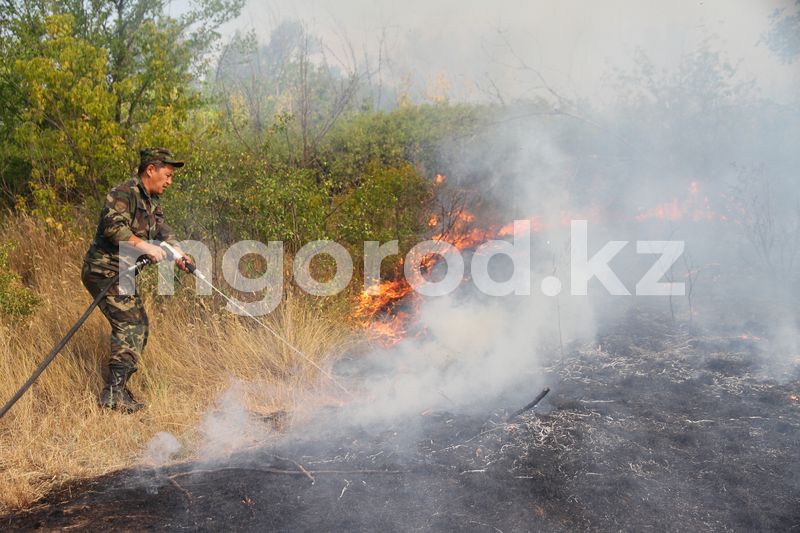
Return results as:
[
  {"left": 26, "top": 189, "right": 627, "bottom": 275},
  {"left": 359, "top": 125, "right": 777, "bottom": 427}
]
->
[{"left": 4, "top": 310, "right": 800, "bottom": 532}]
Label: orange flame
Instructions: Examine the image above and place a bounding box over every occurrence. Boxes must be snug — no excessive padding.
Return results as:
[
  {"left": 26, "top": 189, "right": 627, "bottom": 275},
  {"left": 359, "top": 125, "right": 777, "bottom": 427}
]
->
[
  {"left": 635, "top": 181, "right": 716, "bottom": 222},
  {"left": 356, "top": 207, "right": 549, "bottom": 345},
  {"left": 498, "top": 215, "right": 545, "bottom": 236},
  {"left": 358, "top": 186, "right": 719, "bottom": 346},
  {"left": 356, "top": 276, "right": 416, "bottom": 347}
]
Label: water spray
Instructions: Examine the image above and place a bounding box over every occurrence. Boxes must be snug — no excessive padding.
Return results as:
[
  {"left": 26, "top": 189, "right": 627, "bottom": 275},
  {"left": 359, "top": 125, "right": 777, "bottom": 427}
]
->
[{"left": 158, "top": 242, "right": 350, "bottom": 394}]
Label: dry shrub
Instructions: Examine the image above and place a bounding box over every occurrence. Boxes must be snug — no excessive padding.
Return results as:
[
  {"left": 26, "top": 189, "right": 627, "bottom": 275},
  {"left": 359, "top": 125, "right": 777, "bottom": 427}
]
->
[{"left": 0, "top": 215, "right": 353, "bottom": 512}]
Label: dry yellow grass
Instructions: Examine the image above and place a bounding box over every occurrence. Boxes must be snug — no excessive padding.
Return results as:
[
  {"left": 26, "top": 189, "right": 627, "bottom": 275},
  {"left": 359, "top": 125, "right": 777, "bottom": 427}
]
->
[{"left": 0, "top": 215, "right": 354, "bottom": 512}]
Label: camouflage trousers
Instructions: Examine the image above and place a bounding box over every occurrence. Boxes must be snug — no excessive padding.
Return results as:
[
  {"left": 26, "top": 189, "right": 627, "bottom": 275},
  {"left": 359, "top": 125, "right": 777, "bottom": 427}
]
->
[{"left": 81, "top": 262, "right": 149, "bottom": 369}]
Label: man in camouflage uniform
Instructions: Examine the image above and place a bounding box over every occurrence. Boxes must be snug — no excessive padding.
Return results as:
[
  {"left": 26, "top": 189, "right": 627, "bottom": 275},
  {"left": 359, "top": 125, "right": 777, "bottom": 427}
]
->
[{"left": 82, "top": 148, "right": 192, "bottom": 413}]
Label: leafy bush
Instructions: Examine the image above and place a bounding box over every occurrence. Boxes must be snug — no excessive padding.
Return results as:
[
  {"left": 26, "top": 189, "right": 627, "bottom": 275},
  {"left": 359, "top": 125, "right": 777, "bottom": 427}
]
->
[{"left": 0, "top": 245, "right": 39, "bottom": 317}]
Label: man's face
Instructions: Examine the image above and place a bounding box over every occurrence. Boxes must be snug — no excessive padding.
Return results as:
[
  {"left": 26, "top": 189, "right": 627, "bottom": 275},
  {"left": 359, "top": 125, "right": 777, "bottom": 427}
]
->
[{"left": 144, "top": 164, "right": 175, "bottom": 196}]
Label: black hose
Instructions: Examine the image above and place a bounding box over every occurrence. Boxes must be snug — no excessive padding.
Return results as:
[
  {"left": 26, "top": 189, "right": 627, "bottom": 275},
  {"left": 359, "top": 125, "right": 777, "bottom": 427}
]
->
[{"left": 0, "top": 258, "right": 150, "bottom": 419}]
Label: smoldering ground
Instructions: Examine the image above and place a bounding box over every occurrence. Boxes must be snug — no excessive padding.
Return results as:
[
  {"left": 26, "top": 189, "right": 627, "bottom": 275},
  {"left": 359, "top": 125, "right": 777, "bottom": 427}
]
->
[{"left": 6, "top": 302, "right": 799, "bottom": 531}]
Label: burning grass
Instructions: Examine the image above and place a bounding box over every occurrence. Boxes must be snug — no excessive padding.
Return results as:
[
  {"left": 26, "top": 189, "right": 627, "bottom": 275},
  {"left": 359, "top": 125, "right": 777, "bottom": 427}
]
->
[
  {"left": 0, "top": 215, "right": 353, "bottom": 513},
  {"left": 354, "top": 205, "right": 520, "bottom": 347}
]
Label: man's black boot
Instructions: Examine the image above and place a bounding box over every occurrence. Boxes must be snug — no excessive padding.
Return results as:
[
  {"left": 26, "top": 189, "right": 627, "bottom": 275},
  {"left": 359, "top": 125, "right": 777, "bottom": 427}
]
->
[{"left": 99, "top": 364, "right": 145, "bottom": 413}]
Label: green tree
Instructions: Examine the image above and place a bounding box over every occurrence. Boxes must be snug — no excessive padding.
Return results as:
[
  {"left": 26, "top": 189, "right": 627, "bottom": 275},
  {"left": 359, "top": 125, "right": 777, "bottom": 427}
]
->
[
  {"left": 13, "top": 14, "right": 127, "bottom": 208},
  {"left": 0, "top": 0, "right": 243, "bottom": 208}
]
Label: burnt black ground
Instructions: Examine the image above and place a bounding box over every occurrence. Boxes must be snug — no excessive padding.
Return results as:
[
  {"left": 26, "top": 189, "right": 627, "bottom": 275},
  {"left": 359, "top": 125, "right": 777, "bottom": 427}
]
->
[{"left": 3, "top": 309, "right": 800, "bottom": 532}]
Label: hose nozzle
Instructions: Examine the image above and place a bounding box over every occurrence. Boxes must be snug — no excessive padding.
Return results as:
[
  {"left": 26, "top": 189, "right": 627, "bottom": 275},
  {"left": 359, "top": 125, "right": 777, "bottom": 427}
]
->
[{"left": 159, "top": 242, "right": 199, "bottom": 276}]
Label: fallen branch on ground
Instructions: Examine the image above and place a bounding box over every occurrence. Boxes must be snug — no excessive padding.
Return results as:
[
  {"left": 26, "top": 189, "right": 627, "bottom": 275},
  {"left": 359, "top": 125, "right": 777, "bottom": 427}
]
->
[{"left": 508, "top": 388, "right": 550, "bottom": 421}]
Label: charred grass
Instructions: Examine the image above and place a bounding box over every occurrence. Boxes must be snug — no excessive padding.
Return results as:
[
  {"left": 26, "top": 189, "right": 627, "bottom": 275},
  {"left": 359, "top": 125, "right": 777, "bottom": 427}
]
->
[{"left": 4, "top": 308, "right": 799, "bottom": 531}]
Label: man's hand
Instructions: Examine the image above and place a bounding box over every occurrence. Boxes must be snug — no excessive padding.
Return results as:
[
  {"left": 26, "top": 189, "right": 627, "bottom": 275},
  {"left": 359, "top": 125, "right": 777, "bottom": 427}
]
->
[
  {"left": 176, "top": 255, "right": 194, "bottom": 273},
  {"left": 168, "top": 245, "right": 194, "bottom": 273},
  {"left": 137, "top": 241, "right": 167, "bottom": 263}
]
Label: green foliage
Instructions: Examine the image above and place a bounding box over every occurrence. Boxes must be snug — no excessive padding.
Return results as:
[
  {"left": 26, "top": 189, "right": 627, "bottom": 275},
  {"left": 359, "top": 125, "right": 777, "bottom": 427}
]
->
[
  {"left": 331, "top": 163, "right": 431, "bottom": 247},
  {"left": 0, "top": 0, "right": 242, "bottom": 211},
  {"left": 0, "top": 245, "right": 39, "bottom": 317},
  {"left": 13, "top": 14, "right": 128, "bottom": 204},
  {"left": 249, "top": 167, "right": 330, "bottom": 245},
  {"left": 321, "top": 104, "right": 486, "bottom": 188},
  {"left": 163, "top": 105, "right": 477, "bottom": 256},
  {"left": 166, "top": 135, "right": 330, "bottom": 249}
]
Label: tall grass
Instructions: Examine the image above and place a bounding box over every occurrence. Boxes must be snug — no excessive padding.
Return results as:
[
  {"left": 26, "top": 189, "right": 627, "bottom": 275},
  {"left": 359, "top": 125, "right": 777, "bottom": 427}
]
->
[{"left": 0, "top": 215, "right": 353, "bottom": 512}]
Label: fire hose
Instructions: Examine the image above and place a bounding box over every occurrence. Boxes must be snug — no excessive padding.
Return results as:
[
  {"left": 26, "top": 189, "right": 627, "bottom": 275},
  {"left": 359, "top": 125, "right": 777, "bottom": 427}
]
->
[
  {"left": 0, "top": 242, "right": 349, "bottom": 420},
  {"left": 0, "top": 256, "right": 152, "bottom": 419}
]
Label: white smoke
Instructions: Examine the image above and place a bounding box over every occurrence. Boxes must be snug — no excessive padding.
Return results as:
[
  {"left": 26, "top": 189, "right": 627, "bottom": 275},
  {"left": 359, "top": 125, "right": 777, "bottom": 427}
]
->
[
  {"left": 142, "top": 431, "right": 182, "bottom": 467},
  {"left": 137, "top": 431, "right": 182, "bottom": 494},
  {"left": 197, "top": 380, "right": 273, "bottom": 460},
  {"left": 348, "top": 268, "right": 596, "bottom": 422}
]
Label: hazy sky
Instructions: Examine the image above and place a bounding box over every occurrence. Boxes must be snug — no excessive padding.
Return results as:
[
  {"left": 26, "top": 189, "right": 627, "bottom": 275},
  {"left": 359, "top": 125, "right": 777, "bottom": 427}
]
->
[{"left": 184, "top": 0, "right": 799, "bottom": 104}]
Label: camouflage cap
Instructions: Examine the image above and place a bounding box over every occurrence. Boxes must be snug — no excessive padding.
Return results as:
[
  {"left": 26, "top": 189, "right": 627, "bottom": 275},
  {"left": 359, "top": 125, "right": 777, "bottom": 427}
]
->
[{"left": 139, "top": 147, "right": 184, "bottom": 168}]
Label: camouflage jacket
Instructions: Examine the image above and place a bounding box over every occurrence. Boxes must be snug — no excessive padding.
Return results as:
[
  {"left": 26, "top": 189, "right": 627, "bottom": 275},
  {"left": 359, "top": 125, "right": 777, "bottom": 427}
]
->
[{"left": 84, "top": 175, "right": 179, "bottom": 272}]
